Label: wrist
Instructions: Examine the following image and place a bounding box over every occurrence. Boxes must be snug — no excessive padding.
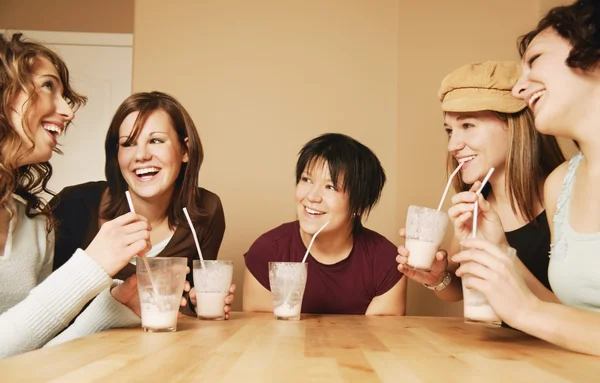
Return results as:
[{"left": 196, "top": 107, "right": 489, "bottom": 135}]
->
[
  {"left": 423, "top": 271, "right": 452, "bottom": 291},
  {"left": 187, "top": 291, "right": 196, "bottom": 310},
  {"left": 84, "top": 247, "right": 112, "bottom": 276},
  {"left": 496, "top": 236, "right": 511, "bottom": 252},
  {"left": 510, "top": 296, "right": 542, "bottom": 329}
]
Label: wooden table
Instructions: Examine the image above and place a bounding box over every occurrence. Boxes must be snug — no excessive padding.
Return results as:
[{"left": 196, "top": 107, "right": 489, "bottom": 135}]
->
[{"left": 1, "top": 313, "right": 598, "bottom": 382}]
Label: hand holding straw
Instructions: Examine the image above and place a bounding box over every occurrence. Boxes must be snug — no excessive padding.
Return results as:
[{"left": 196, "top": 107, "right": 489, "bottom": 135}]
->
[
  {"left": 301, "top": 221, "right": 330, "bottom": 263},
  {"left": 471, "top": 168, "right": 495, "bottom": 238},
  {"left": 125, "top": 191, "right": 159, "bottom": 296},
  {"left": 183, "top": 207, "right": 205, "bottom": 268}
]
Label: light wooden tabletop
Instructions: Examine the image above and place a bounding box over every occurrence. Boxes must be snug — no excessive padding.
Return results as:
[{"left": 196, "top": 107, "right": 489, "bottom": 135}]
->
[{"left": 1, "top": 313, "right": 598, "bottom": 382}]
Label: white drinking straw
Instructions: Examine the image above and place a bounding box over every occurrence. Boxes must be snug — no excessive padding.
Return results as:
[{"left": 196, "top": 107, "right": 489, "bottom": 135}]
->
[
  {"left": 472, "top": 201, "right": 479, "bottom": 239},
  {"left": 125, "top": 191, "right": 159, "bottom": 295},
  {"left": 183, "top": 207, "right": 205, "bottom": 268},
  {"left": 475, "top": 168, "right": 495, "bottom": 196},
  {"left": 301, "top": 221, "right": 330, "bottom": 263},
  {"left": 437, "top": 160, "right": 466, "bottom": 211},
  {"left": 471, "top": 168, "right": 495, "bottom": 238}
]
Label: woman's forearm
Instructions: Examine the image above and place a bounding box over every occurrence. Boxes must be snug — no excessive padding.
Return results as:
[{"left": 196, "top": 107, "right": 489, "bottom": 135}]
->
[{"left": 513, "top": 301, "right": 600, "bottom": 356}]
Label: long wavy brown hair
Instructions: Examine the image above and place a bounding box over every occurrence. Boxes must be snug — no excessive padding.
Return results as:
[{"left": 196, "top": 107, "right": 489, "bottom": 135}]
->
[
  {"left": 101, "top": 91, "right": 205, "bottom": 230},
  {"left": 447, "top": 108, "right": 565, "bottom": 223},
  {"left": 0, "top": 33, "right": 86, "bottom": 221}
]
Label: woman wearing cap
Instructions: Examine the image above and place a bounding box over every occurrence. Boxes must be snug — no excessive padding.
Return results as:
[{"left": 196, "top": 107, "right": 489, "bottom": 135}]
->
[
  {"left": 449, "top": 0, "right": 600, "bottom": 355},
  {"left": 396, "top": 61, "right": 565, "bottom": 302}
]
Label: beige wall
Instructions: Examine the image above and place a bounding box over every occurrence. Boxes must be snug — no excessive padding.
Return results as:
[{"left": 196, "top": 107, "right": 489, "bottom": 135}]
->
[
  {"left": 1, "top": 0, "right": 576, "bottom": 315},
  {"left": 539, "top": 0, "right": 575, "bottom": 16},
  {"left": 132, "top": 0, "right": 550, "bottom": 315},
  {"left": 134, "top": 0, "right": 401, "bottom": 312},
  {"left": 0, "top": 0, "right": 133, "bottom": 33}
]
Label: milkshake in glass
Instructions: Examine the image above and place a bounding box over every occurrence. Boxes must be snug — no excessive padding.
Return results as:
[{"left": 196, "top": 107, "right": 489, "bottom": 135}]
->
[
  {"left": 268, "top": 262, "right": 307, "bottom": 320},
  {"left": 462, "top": 246, "right": 517, "bottom": 326},
  {"left": 137, "top": 257, "right": 187, "bottom": 332},
  {"left": 193, "top": 260, "right": 233, "bottom": 320},
  {"left": 404, "top": 205, "right": 449, "bottom": 271}
]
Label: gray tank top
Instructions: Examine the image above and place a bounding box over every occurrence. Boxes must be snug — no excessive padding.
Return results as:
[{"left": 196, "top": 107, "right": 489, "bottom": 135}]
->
[{"left": 548, "top": 152, "right": 600, "bottom": 312}]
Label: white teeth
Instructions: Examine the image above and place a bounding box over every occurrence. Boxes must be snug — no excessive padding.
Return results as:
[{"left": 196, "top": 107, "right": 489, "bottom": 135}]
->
[
  {"left": 528, "top": 90, "right": 545, "bottom": 108},
  {"left": 458, "top": 156, "right": 476, "bottom": 163},
  {"left": 135, "top": 167, "right": 160, "bottom": 176},
  {"left": 43, "top": 123, "right": 63, "bottom": 135},
  {"left": 305, "top": 207, "right": 324, "bottom": 215}
]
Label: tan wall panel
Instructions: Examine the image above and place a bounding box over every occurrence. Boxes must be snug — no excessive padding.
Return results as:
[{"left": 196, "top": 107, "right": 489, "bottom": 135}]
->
[
  {"left": 0, "top": 0, "right": 133, "bottom": 33},
  {"left": 133, "top": 0, "right": 401, "bottom": 312}
]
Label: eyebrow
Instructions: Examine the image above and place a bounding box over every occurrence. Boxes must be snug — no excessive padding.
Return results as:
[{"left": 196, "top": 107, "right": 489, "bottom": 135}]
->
[
  {"left": 303, "top": 171, "right": 334, "bottom": 183},
  {"left": 37, "top": 73, "right": 63, "bottom": 86},
  {"left": 455, "top": 115, "right": 478, "bottom": 121},
  {"left": 118, "top": 131, "right": 169, "bottom": 139},
  {"left": 522, "top": 45, "right": 533, "bottom": 61},
  {"left": 523, "top": 39, "right": 548, "bottom": 59}
]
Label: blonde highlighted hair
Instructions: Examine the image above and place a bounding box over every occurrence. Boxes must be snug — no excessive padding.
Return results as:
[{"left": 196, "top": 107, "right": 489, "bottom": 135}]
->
[
  {"left": 0, "top": 33, "right": 86, "bottom": 219},
  {"left": 448, "top": 108, "right": 565, "bottom": 222}
]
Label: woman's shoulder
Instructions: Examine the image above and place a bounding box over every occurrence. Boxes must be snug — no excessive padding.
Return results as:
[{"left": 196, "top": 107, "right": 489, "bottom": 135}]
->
[
  {"left": 248, "top": 221, "right": 298, "bottom": 250},
  {"left": 544, "top": 158, "right": 574, "bottom": 211},
  {"left": 546, "top": 159, "right": 572, "bottom": 190},
  {"left": 195, "top": 187, "right": 223, "bottom": 212},
  {"left": 52, "top": 181, "right": 107, "bottom": 205},
  {"left": 257, "top": 221, "right": 297, "bottom": 241},
  {"left": 49, "top": 181, "right": 106, "bottom": 232},
  {"left": 355, "top": 226, "right": 397, "bottom": 254},
  {"left": 197, "top": 187, "right": 220, "bottom": 200},
  {"left": 11, "top": 195, "right": 48, "bottom": 230}
]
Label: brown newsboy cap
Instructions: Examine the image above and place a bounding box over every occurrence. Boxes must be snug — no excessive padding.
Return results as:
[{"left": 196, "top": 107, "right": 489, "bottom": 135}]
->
[{"left": 438, "top": 61, "right": 527, "bottom": 113}]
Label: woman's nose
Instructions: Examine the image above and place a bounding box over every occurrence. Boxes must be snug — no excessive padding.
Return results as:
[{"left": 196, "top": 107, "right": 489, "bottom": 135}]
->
[
  {"left": 306, "top": 184, "right": 322, "bottom": 202},
  {"left": 56, "top": 96, "right": 74, "bottom": 122},
  {"left": 512, "top": 74, "right": 529, "bottom": 100},
  {"left": 447, "top": 132, "right": 465, "bottom": 153},
  {"left": 135, "top": 143, "right": 151, "bottom": 161}
]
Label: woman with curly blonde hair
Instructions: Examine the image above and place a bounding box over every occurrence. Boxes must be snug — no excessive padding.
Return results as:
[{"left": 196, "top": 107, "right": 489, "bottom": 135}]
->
[{"left": 0, "top": 33, "right": 153, "bottom": 359}]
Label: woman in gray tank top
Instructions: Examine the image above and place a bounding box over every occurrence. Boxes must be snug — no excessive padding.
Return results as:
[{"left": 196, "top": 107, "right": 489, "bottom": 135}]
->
[{"left": 451, "top": 0, "right": 600, "bottom": 356}]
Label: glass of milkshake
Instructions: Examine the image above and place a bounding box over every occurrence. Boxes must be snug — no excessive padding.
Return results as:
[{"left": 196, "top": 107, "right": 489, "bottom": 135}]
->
[
  {"left": 192, "top": 260, "right": 233, "bottom": 320},
  {"left": 136, "top": 257, "right": 187, "bottom": 332},
  {"left": 462, "top": 246, "right": 516, "bottom": 326},
  {"left": 404, "top": 205, "right": 449, "bottom": 271},
  {"left": 268, "top": 262, "right": 307, "bottom": 320}
]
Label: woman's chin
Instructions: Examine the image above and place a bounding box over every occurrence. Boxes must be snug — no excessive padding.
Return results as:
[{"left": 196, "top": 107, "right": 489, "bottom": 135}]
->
[{"left": 298, "top": 219, "right": 319, "bottom": 236}]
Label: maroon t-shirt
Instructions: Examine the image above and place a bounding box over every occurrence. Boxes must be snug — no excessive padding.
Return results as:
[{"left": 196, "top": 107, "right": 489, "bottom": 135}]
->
[{"left": 244, "top": 221, "right": 403, "bottom": 315}]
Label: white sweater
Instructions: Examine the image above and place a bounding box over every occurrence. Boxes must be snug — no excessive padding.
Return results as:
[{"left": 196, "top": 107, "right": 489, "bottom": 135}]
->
[{"left": 0, "top": 195, "right": 140, "bottom": 359}]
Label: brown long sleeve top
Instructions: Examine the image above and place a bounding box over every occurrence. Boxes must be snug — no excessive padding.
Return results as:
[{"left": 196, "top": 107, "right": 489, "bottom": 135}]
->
[{"left": 50, "top": 181, "right": 226, "bottom": 286}]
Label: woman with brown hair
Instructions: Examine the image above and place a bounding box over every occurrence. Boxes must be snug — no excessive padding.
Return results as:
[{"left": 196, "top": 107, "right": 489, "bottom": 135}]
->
[
  {"left": 396, "top": 61, "right": 565, "bottom": 301},
  {"left": 451, "top": 0, "right": 600, "bottom": 355},
  {"left": 0, "top": 33, "right": 153, "bottom": 358},
  {"left": 51, "top": 91, "right": 234, "bottom": 317}
]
